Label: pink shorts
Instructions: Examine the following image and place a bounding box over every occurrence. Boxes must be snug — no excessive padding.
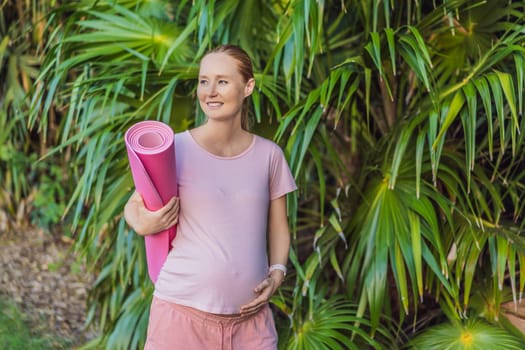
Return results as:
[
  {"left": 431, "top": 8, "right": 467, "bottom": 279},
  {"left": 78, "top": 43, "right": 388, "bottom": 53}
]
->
[{"left": 144, "top": 297, "right": 278, "bottom": 350}]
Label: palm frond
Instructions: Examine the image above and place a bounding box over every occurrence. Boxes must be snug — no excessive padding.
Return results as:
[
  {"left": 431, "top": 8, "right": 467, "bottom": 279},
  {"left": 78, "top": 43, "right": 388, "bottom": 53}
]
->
[{"left": 409, "top": 319, "right": 525, "bottom": 350}]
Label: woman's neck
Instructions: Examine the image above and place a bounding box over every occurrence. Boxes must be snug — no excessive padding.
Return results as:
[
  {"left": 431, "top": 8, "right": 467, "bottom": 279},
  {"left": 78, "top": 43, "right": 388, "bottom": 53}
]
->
[
  {"left": 201, "top": 118, "right": 243, "bottom": 141},
  {"left": 191, "top": 120, "right": 253, "bottom": 157}
]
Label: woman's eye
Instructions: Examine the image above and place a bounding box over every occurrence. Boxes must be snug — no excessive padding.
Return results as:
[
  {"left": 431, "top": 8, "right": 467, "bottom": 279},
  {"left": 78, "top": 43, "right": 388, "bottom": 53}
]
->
[
  {"left": 199, "top": 80, "right": 208, "bottom": 85},
  {"left": 218, "top": 80, "right": 228, "bottom": 85}
]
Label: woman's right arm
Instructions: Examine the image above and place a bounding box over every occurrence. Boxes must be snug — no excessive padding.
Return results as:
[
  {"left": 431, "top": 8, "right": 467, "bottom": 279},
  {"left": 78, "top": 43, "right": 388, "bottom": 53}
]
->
[{"left": 123, "top": 190, "right": 179, "bottom": 236}]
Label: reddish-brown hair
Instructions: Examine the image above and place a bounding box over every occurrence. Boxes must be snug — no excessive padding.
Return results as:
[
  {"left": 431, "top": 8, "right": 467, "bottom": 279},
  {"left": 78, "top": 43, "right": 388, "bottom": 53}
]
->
[{"left": 203, "top": 45, "right": 254, "bottom": 130}]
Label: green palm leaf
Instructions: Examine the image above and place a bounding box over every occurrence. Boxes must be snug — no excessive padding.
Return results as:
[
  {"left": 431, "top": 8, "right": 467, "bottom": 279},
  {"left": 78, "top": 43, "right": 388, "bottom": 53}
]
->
[{"left": 409, "top": 319, "right": 525, "bottom": 350}]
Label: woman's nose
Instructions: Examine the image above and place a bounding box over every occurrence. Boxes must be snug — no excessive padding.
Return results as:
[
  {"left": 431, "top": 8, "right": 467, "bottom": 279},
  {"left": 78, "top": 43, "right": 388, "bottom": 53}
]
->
[{"left": 209, "top": 83, "right": 218, "bottom": 96}]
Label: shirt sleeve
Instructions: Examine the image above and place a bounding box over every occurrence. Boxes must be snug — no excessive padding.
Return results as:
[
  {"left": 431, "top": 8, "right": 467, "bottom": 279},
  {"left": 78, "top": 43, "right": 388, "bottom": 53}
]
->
[{"left": 269, "top": 144, "right": 298, "bottom": 200}]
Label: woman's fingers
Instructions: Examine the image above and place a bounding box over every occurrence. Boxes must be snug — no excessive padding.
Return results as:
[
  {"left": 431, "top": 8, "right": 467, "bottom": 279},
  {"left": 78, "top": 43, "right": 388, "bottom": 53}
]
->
[
  {"left": 146, "top": 203, "right": 176, "bottom": 232},
  {"left": 156, "top": 197, "right": 179, "bottom": 228},
  {"left": 161, "top": 203, "right": 179, "bottom": 227},
  {"left": 240, "top": 298, "right": 264, "bottom": 315},
  {"left": 158, "top": 196, "right": 178, "bottom": 215},
  {"left": 240, "top": 293, "right": 269, "bottom": 315},
  {"left": 254, "top": 278, "right": 271, "bottom": 293},
  {"left": 126, "top": 193, "right": 180, "bottom": 235},
  {"left": 240, "top": 278, "right": 276, "bottom": 315}
]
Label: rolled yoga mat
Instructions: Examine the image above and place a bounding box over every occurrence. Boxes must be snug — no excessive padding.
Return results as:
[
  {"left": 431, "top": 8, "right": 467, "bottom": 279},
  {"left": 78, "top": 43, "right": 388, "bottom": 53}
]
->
[{"left": 125, "top": 121, "right": 177, "bottom": 283}]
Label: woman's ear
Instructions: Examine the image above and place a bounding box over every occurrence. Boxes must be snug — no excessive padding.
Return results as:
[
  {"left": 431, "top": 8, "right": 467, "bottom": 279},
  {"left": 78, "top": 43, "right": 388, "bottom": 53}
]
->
[{"left": 244, "top": 78, "right": 255, "bottom": 97}]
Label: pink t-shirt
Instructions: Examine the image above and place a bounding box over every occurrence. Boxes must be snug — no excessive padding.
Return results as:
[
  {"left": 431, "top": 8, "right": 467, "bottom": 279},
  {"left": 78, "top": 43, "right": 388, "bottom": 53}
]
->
[{"left": 153, "top": 130, "right": 297, "bottom": 314}]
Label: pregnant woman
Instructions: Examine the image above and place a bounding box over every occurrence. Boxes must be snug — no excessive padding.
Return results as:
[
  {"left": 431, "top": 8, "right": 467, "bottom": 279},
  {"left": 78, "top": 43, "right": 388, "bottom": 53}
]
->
[{"left": 124, "top": 44, "right": 297, "bottom": 350}]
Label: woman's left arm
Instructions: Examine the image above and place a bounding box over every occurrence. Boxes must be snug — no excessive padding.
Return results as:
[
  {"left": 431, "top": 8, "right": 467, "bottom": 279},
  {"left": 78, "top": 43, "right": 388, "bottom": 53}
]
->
[
  {"left": 267, "top": 195, "right": 291, "bottom": 283},
  {"left": 239, "top": 195, "right": 291, "bottom": 315}
]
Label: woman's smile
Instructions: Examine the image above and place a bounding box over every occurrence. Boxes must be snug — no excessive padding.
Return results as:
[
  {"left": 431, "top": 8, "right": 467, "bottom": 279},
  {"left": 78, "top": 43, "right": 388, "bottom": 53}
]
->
[{"left": 206, "top": 101, "right": 224, "bottom": 108}]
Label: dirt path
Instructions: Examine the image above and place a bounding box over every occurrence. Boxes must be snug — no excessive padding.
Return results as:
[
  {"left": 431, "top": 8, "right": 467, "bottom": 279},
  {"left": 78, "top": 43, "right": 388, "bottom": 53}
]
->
[{"left": 0, "top": 226, "right": 96, "bottom": 345}]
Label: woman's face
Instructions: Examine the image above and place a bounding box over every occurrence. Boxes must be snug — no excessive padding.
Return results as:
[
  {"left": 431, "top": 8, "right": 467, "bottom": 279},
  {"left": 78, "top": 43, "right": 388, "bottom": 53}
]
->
[{"left": 197, "top": 52, "right": 254, "bottom": 123}]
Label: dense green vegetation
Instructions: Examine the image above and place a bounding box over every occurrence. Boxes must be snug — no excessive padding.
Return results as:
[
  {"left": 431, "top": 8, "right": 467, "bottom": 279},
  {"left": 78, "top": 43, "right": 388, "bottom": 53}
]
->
[{"left": 2, "top": 0, "right": 525, "bottom": 349}]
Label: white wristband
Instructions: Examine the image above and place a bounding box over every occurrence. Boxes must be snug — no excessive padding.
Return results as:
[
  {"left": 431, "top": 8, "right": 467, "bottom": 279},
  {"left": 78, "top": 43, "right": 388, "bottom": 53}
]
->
[{"left": 268, "top": 264, "right": 287, "bottom": 277}]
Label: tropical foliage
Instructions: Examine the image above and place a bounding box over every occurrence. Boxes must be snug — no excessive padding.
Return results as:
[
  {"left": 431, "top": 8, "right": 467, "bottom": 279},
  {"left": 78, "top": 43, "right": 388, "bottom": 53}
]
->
[
  {"left": 409, "top": 319, "right": 525, "bottom": 350},
  {"left": 0, "top": 0, "right": 71, "bottom": 230},
  {"left": 3, "top": 0, "right": 525, "bottom": 349}
]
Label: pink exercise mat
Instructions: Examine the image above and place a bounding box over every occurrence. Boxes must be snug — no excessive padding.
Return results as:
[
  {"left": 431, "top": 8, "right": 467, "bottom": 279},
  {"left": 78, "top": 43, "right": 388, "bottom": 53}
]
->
[{"left": 125, "top": 121, "right": 177, "bottom": 283}]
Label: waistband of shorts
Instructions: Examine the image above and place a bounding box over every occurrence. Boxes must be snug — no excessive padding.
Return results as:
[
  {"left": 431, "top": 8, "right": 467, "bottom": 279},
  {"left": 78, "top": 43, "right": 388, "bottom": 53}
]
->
[{"left": 152, "top": 296, "right": 268, "bottom": 326}]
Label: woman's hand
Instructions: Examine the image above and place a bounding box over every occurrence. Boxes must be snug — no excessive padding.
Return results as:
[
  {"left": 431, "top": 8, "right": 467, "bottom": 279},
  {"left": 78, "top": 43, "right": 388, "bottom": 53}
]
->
[
  {"left": 239, "top": 270, "right": 285, "bottom": 316},
  {"left": 123, "top": 190, "right": 179, "bottom": 236}
]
